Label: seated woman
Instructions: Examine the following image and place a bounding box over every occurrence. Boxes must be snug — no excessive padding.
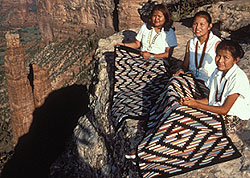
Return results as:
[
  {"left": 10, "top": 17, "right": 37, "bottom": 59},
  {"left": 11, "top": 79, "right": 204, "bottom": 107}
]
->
[
  {"left": 112, "top": 3, "right": 178, "bottom": 131},
  {"left": 175, "top": 11, "right": 221, "bottom": 84},
  {"left": 115, "top": 3, "right": 177, "bottom": 59},
  {"left": 181, "top": 40, "right": 250, "bottom": 133}
]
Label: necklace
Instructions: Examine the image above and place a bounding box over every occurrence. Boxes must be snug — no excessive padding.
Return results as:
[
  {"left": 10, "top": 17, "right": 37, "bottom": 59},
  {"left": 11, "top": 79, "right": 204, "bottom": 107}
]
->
[
  {"left": 215, "top": 79, "right": 228, "bottom": 102},
  {"left": 147, "top": 28, "right": 160, "bottom": 51},
  {"left": 195, "top": 33, "right": 210, "bottom": 77}
]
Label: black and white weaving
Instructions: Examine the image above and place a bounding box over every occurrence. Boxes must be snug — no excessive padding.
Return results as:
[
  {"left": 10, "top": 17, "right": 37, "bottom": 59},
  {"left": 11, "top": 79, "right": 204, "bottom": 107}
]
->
[
  {"left": 112, "top": 45, "right": 241, "bottom": 177},
  {"left": 136, "top": 75, "right": 241, "bottom": 177},
  {"left": 112, "top": 45, "right": 171, "bottom": 129}
]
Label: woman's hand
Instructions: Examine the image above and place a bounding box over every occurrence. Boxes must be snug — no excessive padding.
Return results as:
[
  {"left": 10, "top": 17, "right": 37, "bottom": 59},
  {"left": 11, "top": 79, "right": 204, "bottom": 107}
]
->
[
  {"left": 141, "top": 51, "right": 151, "bottom": 59},
  {"left": 114, "top": 42, "right": 125, "bottom": 47},
  {"left": 180, "top": 97, "right": 198, "bottom": 107},
  {"left": 173, "top": 69, "right": 184, "bottom": 76},
  {"left": 114, "top": 40, "right": 141, "bottom": 49}
]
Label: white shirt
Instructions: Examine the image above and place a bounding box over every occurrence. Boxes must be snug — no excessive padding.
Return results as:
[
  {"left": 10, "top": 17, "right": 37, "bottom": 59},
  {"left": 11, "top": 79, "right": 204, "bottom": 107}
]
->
[
  {"left": 188, "top": 31, "right": 221, "bottom": 83},
  {"left": 207, "top": 64, "right": 250, "bottom": 120},
  {"left": 136, "top": 23, "right": 177, "bottom": 54}
]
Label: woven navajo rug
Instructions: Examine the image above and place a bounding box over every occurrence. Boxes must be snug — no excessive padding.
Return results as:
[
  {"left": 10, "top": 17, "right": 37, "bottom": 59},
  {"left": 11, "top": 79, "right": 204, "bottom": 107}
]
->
[
  {"left": 135, "top": 75, "right": 242, "bottom": 178},
  {"left": 112, "top": 46, "right": 241, "bottom": 177},
  {"left": 112, "top": 45, "right": 171, "bottom": 130}
]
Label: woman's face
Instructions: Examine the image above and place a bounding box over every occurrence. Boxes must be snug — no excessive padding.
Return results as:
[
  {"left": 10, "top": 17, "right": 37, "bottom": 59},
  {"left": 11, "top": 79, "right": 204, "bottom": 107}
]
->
[
  {"left": 192, "top": 16, "right": 212, "bottom": 39},
  {"left": 215, "top": 49, "right": 237, "bottom": 75},
  {"left": 151, "top": 10, "right": 165, "bottom": 29}
]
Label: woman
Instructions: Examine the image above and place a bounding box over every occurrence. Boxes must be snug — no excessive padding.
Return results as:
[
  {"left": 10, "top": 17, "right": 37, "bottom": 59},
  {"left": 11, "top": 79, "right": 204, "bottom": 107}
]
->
[
  {"left": 181, "top": 40, "right": 250, "bottom": 133},
  {"left": 176, "top": 11, "right": 221, "bottom": 84},
  {"left": 116, "top": 4, "right": 177, "bottom": 59}
]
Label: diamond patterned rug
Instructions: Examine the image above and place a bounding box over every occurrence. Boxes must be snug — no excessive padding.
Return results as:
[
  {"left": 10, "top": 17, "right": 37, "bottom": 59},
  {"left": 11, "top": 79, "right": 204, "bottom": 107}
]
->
[
  {"left": 112, "top": 45, "right": 241, "bottom": 177},
  {"left": 136, "top": 75, "right": 241, "bottom": 178}
]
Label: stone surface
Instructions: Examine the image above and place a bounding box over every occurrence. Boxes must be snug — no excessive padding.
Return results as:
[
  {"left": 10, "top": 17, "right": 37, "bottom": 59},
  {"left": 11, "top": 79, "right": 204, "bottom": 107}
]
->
[
  {"left": 4, "top": 32, "right": 35, "bottom": 146},
  {"left": 0, "top": 0, "right": 37, "bottom": 27},
  {"left": 36, "top": 0, "right": 115, "bottom": 43},
  {"left": 194, "top": 0, "right": 250, "bottom": 32},
  {"left": 118, "top": 0, "right": 146, "bottom": 31},
  {"left": 30, "top": 37, "right": 97, "bottom": 90},
  {"left": 32, "top": 64, "right": 52, "bottom": 107},
  {"left": 3, "top": 30, "right": 96, "bottom": 149}
]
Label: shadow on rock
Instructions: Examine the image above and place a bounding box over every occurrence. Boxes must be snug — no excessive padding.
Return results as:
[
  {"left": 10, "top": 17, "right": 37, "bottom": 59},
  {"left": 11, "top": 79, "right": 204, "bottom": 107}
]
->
[
  {"left": 1, "top": 84, "right": 90, "bottom": 178},
  {"left": 121, "top": 30, "right": 137, "bottom": 43},
  {"left": 230, "top": 24, "right": 250, "bottom": 43},
  {"left": 180, "top": 17, "right": 193, "bottom": 28},
  {"left": 237, "top": 128, "right": 250, "bottom": 148}
]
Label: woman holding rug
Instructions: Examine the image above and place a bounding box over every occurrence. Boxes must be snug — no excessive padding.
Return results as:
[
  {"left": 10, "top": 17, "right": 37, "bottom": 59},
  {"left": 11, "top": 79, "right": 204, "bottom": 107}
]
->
[{"left": 115, "top": 3, "right": 177, "bottom": 59}]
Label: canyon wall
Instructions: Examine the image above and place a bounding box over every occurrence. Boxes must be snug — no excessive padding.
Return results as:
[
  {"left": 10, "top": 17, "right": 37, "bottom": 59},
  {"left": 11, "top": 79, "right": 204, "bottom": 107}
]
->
[
  {"left": 35, "top": 0, "right": 171, "bottom": 43},
  {"left": 3, "top": 30, "right": 96, "bottom": 146},
  {"left": 0, "top": 0, "right": 37, "bottom": 27},
  {"left": 36, "top": 0, "right": 116, "bottom": 43},
  {"left": 118, "top": 0, "right": 146, "bottom": 31},
  {"left": 1, "top": 0, "right": 249, "bottom": 44}
]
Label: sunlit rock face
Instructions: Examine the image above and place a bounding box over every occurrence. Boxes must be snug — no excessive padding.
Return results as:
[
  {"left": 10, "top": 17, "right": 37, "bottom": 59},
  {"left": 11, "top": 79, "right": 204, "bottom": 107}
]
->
[
  {"left": 36, "top": 0, "right": 115, "bottom": 43},
  {"left": 195, "top": 0, "right": 250, "bottom": 32}
]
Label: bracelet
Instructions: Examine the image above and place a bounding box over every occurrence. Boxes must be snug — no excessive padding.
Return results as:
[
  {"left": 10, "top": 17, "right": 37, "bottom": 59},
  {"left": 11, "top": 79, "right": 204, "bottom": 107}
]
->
[
  {"left": 123, "top": 43, "right": 125, "bottom": 46},
  {"left": 149, "top": 55, "right": 154, "bottom": 60}
]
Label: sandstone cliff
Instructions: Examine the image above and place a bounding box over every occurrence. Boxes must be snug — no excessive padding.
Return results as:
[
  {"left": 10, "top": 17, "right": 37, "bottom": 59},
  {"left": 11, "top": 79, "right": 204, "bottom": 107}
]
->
[
  {"left": 4, "top": 32, "right": 35, "bottom": 146},
  {"left": 0, "top": 0, "right": 37, "bottom": 27},
  {"left": 36, "top": 0, "right": 115, "bottom": 43}
]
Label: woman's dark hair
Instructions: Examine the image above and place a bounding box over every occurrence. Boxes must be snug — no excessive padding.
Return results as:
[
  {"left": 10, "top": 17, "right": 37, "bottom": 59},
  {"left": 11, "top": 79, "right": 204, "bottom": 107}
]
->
[
  {"left": 147, "top": 4, "right": 173, "bottom": 31},
  {"left": 193, "top": 11, "right": 212, "bottom": 24},
  {"left": 216, "top": 40, "right": 245, "bottom": 60}
]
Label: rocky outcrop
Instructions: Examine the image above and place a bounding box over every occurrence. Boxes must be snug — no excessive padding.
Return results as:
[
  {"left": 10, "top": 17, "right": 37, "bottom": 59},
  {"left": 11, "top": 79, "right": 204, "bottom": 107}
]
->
[
  {"left": 194, "top": 0, "right": 250, "bottom": 32},
  {"left": 32, "top": 64, "right": 52, "bottom": 107},
  {"left": 36, "top": 0, "right": 115, "bottom": 43},
  {"left": 49, "top": 22, "right": 250, "bottom": 177},
  {"left": 118, "top": 0, "right": 146, "bottom": 31},
  {"left": 3, "top": 30, "right": 97, "bottom": 148},
  {"left": 4, "top": 32, "right": 35, "bottom": 146},
  {"left": 0, "top": 0, "right": 37, "bottom": 27},
  {"left": 49, "top": 30, "right": 144, "bottom": 177},
  {"left": 30, "top": 36, "right": 97, "bottom": 90}
]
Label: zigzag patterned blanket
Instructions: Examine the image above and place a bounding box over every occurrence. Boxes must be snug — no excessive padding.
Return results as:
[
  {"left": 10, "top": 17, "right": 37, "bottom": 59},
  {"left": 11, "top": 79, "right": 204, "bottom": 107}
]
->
[
  {"left": 112, "top": 45, "right": 241, "bottom": 177},
  {"left": 112, "top": 45, "right": 171, "bottom": 129}
]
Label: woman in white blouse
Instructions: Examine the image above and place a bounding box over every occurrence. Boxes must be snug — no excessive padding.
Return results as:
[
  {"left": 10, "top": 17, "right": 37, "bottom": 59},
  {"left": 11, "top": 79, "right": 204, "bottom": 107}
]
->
[
  {"left": 176, "top": 11, "right": 221, "bottom": 84},
  {"left": 115, "top": 4, "right": 177, "bottom": 60},
  {"left": 181, "top": 40, "right": 250, "bottom": 133}
]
